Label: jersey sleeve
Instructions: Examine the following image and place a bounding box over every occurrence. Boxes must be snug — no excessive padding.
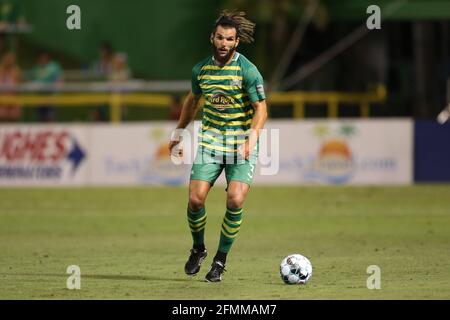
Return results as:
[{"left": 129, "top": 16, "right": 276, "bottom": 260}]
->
[
  {"left": 191, "top": 64, "right": 202, "bottom": 95},
  {"left": 244, "top": 65, "right": 266, "bottom": 103}
]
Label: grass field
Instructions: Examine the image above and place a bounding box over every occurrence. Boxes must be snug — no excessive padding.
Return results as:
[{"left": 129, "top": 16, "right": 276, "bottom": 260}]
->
[{"left": 0, "top": 185, "right": 449, "bottom": 299}]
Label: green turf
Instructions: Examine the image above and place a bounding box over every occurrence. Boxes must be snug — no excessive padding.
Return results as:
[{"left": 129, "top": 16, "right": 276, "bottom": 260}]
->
[{"left": 0, "top": 185, "right": 449, "bottom": 299}]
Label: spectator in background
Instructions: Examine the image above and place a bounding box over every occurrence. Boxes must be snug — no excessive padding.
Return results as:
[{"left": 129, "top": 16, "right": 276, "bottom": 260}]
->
[
  {"left": 90, "top": 44, "right": 133, "bottom": 121},
  {"left": 108, "top": 52, "right": 131, "bottom": 82},
  {"left": 169, "top": 95, "right": 182, "bottom": 121},
  {"left": 88, "top": 42, "right": 116, "bottom": 122},
  {"left": 31, "top": 51, "right": 62, "bottom": 122},
  {"left": 94, "top": 41, "right": 114, "bottom": 78},
  {"left": 108, "top": 52, "right": 131, "bottom": 120},
  {"left": 92, "top": 42, "right": 131, "bottom": 82},
  {"left": 0, "top": 51, "right": 21, "bottom": 121}
]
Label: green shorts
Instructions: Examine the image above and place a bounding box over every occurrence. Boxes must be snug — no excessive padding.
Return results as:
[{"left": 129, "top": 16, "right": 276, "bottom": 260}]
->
[{"left": 190, "top": 150, "right": 257, "bottom": 187}]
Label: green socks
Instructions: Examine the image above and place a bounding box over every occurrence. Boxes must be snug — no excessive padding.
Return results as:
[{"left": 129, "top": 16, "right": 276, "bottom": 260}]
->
[
  {"left": 187, "top": 206, "right": 244, "bottom": 256},
  {"left": 187, "top": 206, "right": 207, "bottom": 248},
  {"left": 218, "top": 207, "right": 243, "bottom": 253}
]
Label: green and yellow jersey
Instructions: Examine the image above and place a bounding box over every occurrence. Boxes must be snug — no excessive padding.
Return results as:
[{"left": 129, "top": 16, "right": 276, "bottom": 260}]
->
[{"left": 191, "top": 52, "right": 265, "bottom": 160}]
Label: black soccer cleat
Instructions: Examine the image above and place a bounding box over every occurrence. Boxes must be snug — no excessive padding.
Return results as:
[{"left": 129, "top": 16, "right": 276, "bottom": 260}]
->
[
  {"left": 184, "top": 248, "right": 208, "bottom": 275},
  {"left": 205, "top": 260, "right": 226, "bottom": 282}
]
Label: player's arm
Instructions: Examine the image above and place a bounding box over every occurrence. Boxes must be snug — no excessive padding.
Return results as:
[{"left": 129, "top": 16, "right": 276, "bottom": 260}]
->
[
  {"left": 239, "top": 99, "right": 268, "bottom": 159},
  {"left": 239, "top": 65, "right": 268, "bottom": 159},
  {"left": 175, "top": 91, "right": 202, "bottom": 130},
  {"left": 169, "top": 90, "right": 202, "bottom": 155}
]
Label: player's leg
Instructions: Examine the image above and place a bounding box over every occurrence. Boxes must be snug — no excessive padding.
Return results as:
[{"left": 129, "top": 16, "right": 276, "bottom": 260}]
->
[
  {"left": 205, "top": 160, "right": 255, "bottom": 282},
  {"left": 220, "top": 180, "right": 250, "bottom": 260},
  {"left": 187, "top": 179, "right": 211, "bottom": 250},
  {"left": 184, "top": 180, "right": 211, "bottom": 276},
  {"left": 185, "top": 157, "right": 224, "bottom": 275}
]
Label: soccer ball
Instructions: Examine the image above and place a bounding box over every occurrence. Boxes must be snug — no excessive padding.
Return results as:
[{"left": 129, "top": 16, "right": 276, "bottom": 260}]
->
[{"left": 279, "top": 254, "right": 313, "bottom": 285}]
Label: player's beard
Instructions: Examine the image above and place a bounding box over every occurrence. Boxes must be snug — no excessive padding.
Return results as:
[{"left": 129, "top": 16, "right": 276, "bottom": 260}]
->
[{"left": 213, "top": 45, "right": 236, "bottom": 65}]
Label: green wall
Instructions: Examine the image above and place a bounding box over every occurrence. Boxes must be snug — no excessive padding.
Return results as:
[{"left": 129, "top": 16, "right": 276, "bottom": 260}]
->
[
  {"left": 20, "top": 0, "right": 450, "bottom": 80},
  {"left": 21, "top": 0, "right": 222, "bottom": 79}
]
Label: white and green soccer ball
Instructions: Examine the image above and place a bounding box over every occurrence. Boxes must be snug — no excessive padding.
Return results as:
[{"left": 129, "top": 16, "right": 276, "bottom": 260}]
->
[{"left": 279, "top": 254, "right": 313, "bottom": 285}]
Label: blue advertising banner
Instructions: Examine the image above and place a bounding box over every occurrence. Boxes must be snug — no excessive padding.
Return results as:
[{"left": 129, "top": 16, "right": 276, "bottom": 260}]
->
[{"left": 414, "top": 120, "right": 450, "bottom": 182}]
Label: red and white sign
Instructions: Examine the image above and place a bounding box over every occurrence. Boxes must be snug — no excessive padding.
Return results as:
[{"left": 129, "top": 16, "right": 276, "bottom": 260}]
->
[{"left": 0, "top": 125, "right": 88, "bottom": 186}]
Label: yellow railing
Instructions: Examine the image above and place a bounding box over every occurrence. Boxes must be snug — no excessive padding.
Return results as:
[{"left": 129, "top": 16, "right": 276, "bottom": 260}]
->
[
  {"left": 0, "top": 85, "right": 386, "bottom": 122},
  {"left": 268, "top": 84, "right": 387, "bottom": 118}
]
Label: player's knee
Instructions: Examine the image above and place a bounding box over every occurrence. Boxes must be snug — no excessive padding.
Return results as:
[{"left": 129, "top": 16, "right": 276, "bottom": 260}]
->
[
  {"left": 189, "top": 194, "right": 206, "bottom": 211},
  {"left": 226, "top": 193, "right": 245, "bottom": 209}
]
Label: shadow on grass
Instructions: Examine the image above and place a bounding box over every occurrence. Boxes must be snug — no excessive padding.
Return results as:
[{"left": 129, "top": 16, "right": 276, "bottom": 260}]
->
[{"left": 2, "top": 273, "right": 201, "bottom": 282}]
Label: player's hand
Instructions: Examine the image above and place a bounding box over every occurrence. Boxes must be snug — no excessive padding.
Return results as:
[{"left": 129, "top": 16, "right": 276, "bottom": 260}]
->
[
  {"left": 237, "top": 140, "right": 253, "bottom": 160},
  {"left": 169, "top": 140, "right": 183, "bottom": 157}
]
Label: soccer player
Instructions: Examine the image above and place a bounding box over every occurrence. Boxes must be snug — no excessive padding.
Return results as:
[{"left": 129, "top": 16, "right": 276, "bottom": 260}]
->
[{"left": 169, "top": 10, "right": 268, "bottom": 282}]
